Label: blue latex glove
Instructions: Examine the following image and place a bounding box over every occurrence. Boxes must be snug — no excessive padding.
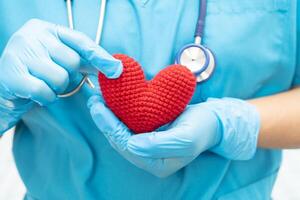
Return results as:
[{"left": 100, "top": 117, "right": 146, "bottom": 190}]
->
[
  {"left": 0, "top": 19, "right": 122, "bottom": 134},
  {"left": 88, "top": 95, "right": 260, "bottom": 178}
]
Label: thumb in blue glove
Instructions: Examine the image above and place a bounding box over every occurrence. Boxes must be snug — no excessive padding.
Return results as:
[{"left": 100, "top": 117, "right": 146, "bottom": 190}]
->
[
  {"left": 88, "top": 95, "right": 221, "bottom": 178},
  {"left": 126, "top": 98, "right": 261, "bottom": 161},
  {"left": 88, "top": 96, "right": 260, "bottom": 177},
  {"left": 0, "top": 19, "right": 123, "bottom": 134}
]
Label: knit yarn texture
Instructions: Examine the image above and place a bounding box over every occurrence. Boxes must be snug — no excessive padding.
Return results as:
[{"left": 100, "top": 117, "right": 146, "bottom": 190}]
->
[{"left": 98, "top": 54, "right": 196, "bottom": 134}]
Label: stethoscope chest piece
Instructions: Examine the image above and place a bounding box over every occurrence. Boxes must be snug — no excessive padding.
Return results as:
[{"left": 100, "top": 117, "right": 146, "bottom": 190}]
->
[
  {"left": 175, "top": 0, "right": 216, "bottom": 83},
  {"left": 176, "top": 43, "right": 215, "bottom": 83}
]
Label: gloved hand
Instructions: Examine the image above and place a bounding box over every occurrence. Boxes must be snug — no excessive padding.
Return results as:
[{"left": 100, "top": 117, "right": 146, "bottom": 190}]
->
[
  {"left": 88, "top": 95, "right": 260, "bottom": 178},
  {"left": 0, "top": 19, "right": 122, "bottom": 134}
]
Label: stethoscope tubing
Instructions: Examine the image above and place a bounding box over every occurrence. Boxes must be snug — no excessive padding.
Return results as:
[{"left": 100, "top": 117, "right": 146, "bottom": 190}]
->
[
  {"left": 194, "top": 0, "right": 207, "bottom": 38},
  {"left": 58, "top": 0, "right": 106, "bottom": 98}
]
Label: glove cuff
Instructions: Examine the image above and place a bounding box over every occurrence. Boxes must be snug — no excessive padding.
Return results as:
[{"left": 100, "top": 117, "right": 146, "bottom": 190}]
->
[
  {"left": 208, "top": 98, "right": 261, "bottom": 160},
  {"left": 0, "top": 83, "right": 33, "bottom": 134}
]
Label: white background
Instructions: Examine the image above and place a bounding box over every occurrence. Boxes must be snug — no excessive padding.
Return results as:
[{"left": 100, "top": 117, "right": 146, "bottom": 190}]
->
[{"left": 0, "top": 130, "right": 300, "bottom": 200}]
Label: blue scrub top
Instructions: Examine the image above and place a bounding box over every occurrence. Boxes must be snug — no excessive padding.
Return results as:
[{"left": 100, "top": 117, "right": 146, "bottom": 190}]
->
[{"left": 0, "top": 0, "right": 299, "bottom": 199}]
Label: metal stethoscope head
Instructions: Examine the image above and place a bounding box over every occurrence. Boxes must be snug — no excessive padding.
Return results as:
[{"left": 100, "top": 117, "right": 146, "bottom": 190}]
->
[
  {"left": 58, "top": 0, "right": 107, "bottom": 98},
  {"left": 175, "top": 0, "right": 216, "bottom": 83}
]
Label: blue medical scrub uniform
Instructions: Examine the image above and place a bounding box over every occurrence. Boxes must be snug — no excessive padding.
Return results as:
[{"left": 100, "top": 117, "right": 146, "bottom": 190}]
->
[{"left": 0, "top": 0, "right": 299, "bottom": 199}]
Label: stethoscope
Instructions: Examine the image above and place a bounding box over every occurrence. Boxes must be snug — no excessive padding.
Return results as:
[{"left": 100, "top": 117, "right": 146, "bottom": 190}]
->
[
  {"left": 58, "top": 0, "right": 107, "bottom": 98},
  {"left": 59, "top": 0, "right": 215, "bottom": 98},
  {"left": 175, "top": 0, "right": 215, "bottom": 83}
]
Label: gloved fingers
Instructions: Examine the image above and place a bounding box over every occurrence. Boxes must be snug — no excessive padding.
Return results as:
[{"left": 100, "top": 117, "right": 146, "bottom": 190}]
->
[
  {"left": 0, "top": 56, "right": 56, "bottom": 105},
  {"left": 25, "top": 75, "right": 57, "bottom": 105},
  {"left": 128, "top": 104, "right": 223, "bottom": 159},
  {"left": 88, "top": 95, "right": 132, "bottom": 151},
  {"left": 28, "top": 59, "right": 70, "bottom": 94},
  {"left": 56, "top": 26, "right": 123, "bottom": 79},
  {"left": 78, "top": 59, "right": 99, "bottom": 75},
  {"left": 46, "top": 38, "right": 83, "bottom": 76},
  {"left": 10, "top": 72, "right": 56, "bottom": 105},
  {"left": 127, "top": 127, "right": 197, "bottom": 159}
]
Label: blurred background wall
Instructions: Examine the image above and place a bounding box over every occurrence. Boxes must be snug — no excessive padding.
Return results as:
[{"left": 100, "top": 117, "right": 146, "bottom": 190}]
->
[{"left": 1, "top": 130, "right": 300, "bottom": 200}]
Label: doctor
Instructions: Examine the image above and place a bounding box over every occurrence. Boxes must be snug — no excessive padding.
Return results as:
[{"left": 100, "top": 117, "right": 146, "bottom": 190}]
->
[{"left": 0, "top": 0, "right": 299, "bottom": 199}]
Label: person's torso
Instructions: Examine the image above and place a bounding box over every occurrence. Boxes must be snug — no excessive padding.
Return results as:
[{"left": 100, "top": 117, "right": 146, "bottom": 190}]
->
[{"left": 0, "top": 0, "right": 297, "bottom": 199}]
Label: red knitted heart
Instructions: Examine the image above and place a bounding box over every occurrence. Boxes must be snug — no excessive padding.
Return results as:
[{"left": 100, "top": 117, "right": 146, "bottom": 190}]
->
[{"left": 98, "top": 54, "right": 196, "bottom": 134}]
